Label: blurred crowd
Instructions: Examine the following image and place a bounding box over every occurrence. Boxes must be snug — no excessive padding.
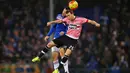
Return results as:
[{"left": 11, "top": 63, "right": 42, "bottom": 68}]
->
[
  {"left": 0, "top": 0, "right": 48, "bottom": 62},
  {"left": 0, "top": 0, "right": 130, "bottom": 73}
]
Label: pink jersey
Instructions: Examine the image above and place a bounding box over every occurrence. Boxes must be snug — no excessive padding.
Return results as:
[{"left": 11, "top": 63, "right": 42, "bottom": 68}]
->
[{"left": 63, "top": 17, "right": 88, "bottom": 39}]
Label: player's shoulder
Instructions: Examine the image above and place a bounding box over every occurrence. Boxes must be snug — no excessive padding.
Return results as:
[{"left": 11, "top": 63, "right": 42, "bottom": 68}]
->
[
  {"left": 62, "top": 17, "right": 69, "bottom": 22},
  {"left": 56, "top": 14, "right": 63, "bottom": 20},
  {"left": 56, "top": 14, "right": 62, "bottom": 17},
  {"left": 76, "top": 16, "right": 88, "bottom": 20},
  {"left": 76, "top": 16, "right": 86, "bottom": 19}
]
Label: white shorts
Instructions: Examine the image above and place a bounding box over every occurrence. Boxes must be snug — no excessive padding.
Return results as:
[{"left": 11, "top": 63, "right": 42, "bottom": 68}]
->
[{"left": 51, "top": 46, "right": 59, "bottom": 52}]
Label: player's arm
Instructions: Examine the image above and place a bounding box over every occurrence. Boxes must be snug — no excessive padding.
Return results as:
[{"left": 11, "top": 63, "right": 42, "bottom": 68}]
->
[
  {"left": 47, "top": 24, "right": 56, "bottom": 36},
  {"left": 64, "top": 25, "right": 68, "bottom": 34},
  {"left": 47, "top": 20, "right": 63, "bottom": 26},
  {"left": 87, "top": 19, "right": 100, "bottom": 27},
  {"left": 59, "top": 25, "right": 68, "bottom": 36},
  {"left": 44, "top": 24, "right": 56, "bottom": 41}
]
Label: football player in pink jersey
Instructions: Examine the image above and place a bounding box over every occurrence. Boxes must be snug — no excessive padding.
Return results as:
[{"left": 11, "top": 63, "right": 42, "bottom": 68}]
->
[{"left": 32, "top": 9, "right": 100, "bottom": 73}]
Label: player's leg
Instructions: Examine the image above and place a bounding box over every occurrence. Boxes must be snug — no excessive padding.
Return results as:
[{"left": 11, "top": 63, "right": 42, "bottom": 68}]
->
[
  {"left": 51, "top": 46, "right": 60, "bottom": 70},
  {"left": 60, "top": 48, "right": 72, "bottom": 65},
  {"left": 53, "top": 35, "right": 77, "bottom": 73},
  {"left": 60, "top": 48, "right": 69, "bottom": 73},
  {"left": 32, "top": 41, "right": 56, "bottom": 62},
  {"left": 53, "top": 48, "right": 72, "bottom": 73}
]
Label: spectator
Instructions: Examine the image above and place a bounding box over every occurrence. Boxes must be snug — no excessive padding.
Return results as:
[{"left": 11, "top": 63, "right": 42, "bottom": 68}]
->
[
  {"left": 109, "top": 62, "right": 120, "bottom": 73},
  {"left": 86, "top": 56, "right": 99, "bottom": 73}
]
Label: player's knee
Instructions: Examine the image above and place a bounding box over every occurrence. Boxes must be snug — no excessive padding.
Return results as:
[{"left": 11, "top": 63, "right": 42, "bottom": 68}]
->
[
  {"left": 60, "top": 48, "right": 65, "bottom": 57},
  {"left": 52, "top": 52, "right": 59, "bottom": 61},
  {"left": 47, "top": 41, "right": 55, "bottom": 48},
  {"left": 65, "top": 48, "right": 72, "bottom": 56},
  {"left": 68, "top": 45, "right": 74, "bottom": 51}
]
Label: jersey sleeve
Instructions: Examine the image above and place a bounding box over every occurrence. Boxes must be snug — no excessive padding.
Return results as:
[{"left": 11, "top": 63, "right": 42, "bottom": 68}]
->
[
  {"left": 47, "top": 24, "right": 56, "bottom": 36},
  {"left": 56, "top": 14, "right": 63, "bottom": 20},
  {"left": 62, "top": 17, "right": 68, "bottom": 24},
  {"left": 81, "top": 17, "right": 88, "bottom": 24}
]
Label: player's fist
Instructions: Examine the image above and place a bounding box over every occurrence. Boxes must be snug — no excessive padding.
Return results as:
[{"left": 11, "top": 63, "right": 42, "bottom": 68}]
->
[
  {"left": 44, "top": 36, "right": 49, "bottom": 42},
  {"left": 60, "top": 31, "right": 65, "bottom": 36},
  {"left": 96, "top": 24, "right": 100, "bottom": 27},
  {"left": 47, "top": 22, "right": 52, "bottom": 26}
]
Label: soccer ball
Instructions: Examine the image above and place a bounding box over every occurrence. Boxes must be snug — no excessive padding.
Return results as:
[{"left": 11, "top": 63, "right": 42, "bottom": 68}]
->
[{"left": 68, "top": 0, "right": 78, "bottom": 10}]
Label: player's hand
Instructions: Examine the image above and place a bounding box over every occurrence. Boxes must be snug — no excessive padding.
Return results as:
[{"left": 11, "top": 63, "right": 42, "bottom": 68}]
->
[
  {"left": 47, "top": 22, "right": 52, "bottom": 26},
  {"left": 60, "top": 31, "right": 65, "bottom": 36},
  {"left": 44, "top": 36, "right": 49, "bottom": 42},
  {"left": 95, "top": 23, "right": 100, "bottom": 27}
]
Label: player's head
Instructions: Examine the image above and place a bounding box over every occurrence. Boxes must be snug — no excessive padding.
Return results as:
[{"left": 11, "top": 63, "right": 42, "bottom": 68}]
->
[
  {"left": 62, "top": 7, "right": 71, "bottom": 16},
  {"left": 65, "top": 9, "right": 75, "bottom": 20}
]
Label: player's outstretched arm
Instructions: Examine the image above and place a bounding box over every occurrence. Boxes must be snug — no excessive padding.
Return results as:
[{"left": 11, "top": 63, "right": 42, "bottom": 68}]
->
[
  {"left": 44, "top": 24, "right": 56, "bottom": 41},
  {"left": 87, "top": 19, "right": 100, "bottom": 27},
  {"left": 47, "top": 20, "right": 63, "bottom": 26}
]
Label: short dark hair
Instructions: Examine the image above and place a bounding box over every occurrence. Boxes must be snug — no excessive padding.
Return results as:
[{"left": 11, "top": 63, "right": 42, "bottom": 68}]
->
[
  {"left": 66, "top": 9, "right": 73, "bottom": 14},
  {"left": 64, "top": 6, "right": 74, "bottom": 14},
  {"left": 64, "top": 7, "right": 71, "bottom": 10}
]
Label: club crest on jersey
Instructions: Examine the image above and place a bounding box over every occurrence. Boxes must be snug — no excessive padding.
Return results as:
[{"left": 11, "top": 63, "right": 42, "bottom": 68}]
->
[{"left": 69, "top": 24, "right": 80, "bottom": 29}]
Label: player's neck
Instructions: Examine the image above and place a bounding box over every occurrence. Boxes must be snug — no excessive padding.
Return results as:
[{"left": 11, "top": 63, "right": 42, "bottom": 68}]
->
[{"left": 71, "top": 15, "right": 76, "bottom": 21}]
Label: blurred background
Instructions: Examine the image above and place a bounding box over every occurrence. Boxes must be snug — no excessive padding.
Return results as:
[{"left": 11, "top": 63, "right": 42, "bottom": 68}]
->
[{"left": 0, "top": 0, "right": 130, "bottom": 73}]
